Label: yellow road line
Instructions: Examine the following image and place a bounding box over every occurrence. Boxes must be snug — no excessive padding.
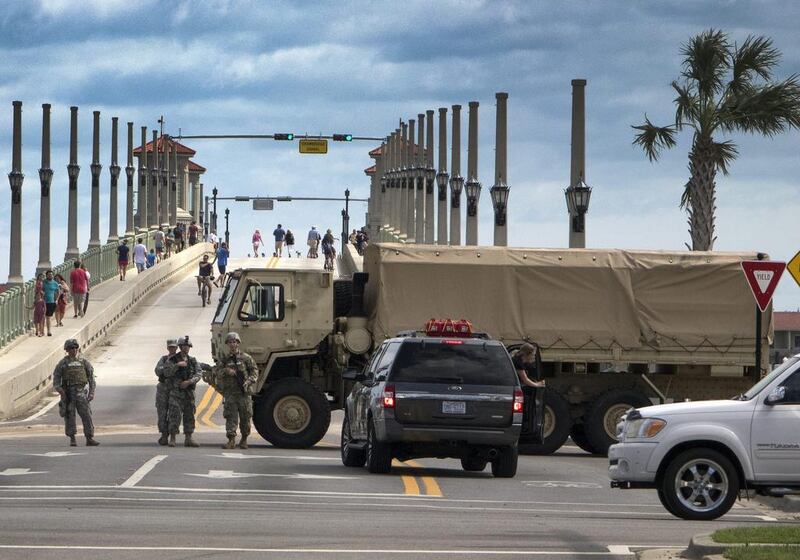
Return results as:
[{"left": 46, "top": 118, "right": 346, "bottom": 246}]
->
[
  {"left": 268, "top": 256, "right": 278, "bottom": 268},
  {"left": 392, "top": 459, "right": 421, "bottom": 495},
  {"left": 405, "top": 460, "right": 443, "bottom": 497},
  {"left": 201, "top": 392, "right": 223, "bottom": 428},
  {"left": 194, "top": 385, "right": 215, "bottom": 419}
]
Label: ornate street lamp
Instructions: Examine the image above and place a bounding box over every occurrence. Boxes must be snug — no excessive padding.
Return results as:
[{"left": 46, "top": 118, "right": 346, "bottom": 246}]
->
[
  {"left": 565, "top": 176, "right": 592, "bottom": 233},
  {"left": 212, "top": 186, "right": 218, "bottom": 234},
  {"left": 490, "top": 184, "right": 510, "bottom": 227},
  {"left": 450, "top": 175, "right": 464, "bottom": 207},
  {"left": 465, "top": 179, "right": 481, "bottom": 217}
]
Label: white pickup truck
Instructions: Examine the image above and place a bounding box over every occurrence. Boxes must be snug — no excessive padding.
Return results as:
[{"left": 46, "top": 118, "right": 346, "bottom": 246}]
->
[{"left": 609, "top": 355, "right": 800, "bottom": 520}]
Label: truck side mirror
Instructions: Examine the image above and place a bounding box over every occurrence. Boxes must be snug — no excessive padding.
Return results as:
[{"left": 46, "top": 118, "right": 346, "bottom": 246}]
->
[
  {"left": 764, "top": 386, "right": 786, "bottom": 406},
  {"left": 342, "top": 369, "right": 366, "bottom": 383}
]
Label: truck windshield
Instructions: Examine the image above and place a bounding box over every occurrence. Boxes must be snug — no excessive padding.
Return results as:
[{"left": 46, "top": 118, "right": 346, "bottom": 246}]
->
[
  {"left": 213, "top": 277, "right": 239, "bottom": 324},
  {"left": 389, "top": 341, "right": 517, "bottom": 385},
  {"left": 740, "top": 356, "right": 800, "bottom": 400}
]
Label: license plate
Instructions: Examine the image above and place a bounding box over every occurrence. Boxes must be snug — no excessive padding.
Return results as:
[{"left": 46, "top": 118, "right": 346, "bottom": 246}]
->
[{"left": 442, "top": 401, "right": 466, "bottom": 414}]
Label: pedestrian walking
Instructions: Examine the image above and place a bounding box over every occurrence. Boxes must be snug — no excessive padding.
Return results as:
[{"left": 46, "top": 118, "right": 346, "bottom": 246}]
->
[
  {"left": 146, "top": 248, "right": 157, "bottom": 269},
  {"left": 153, "top": 227, "right": 165, "bottom": 262},
  {"left": 53, "top": 339, "right": 99, "bottom": 447},
  {"left": 188, "top": 220, "right": 199, "bottom": 246},
  {"left": 174, "top": 223, "right": 185, "bottom": 253},
  {"left": 166, "top": 229, "right": 175, "bottom": 257},
  {"left": 273, "top": 224, "right": 286, "bottom": 257},
  {"left": 252, "top": 229, "right": 263, "bottom": 257},
  {"left": 29, "top": 280, "right": 46, "bottom": 337},
  {"left": 133, "top": 237, "right": 148, "bottom": 273},
  {"left": 117, "top": 239, "right": 130, "bottom": 280},
  {"left": 207, "top": 230, "right": 218, "bottom": 249},
  {"left": 54, "top": 273, "right": 69, "bottom": 328},
  {"left": 164, "top": 336, "right": 201, "bottom": 448},
  {"left": 285, "top": 229, "right": 295, "bottom": 258},
  {"left": 154, "top": 338, "right": 179, "bottom": 446},
  {"left": 212, "top": 332, "right": 258, "bottom": 449},
  {"left": 81, "top": 263, "right": 91, "bottom": 316},
  {"left": 214, "top": 242, "right": 229, "bottom": 287},
  {"left": 69, "top": 261, "right": 88, "bottom": 318},
  {"left": 307, "top": 226, "right": 321, "bottom": 258}
]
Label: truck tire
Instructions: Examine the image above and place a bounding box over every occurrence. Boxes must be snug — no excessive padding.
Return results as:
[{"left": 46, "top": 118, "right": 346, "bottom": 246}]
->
[
  {"left": 366, "top": 419, "right": 392, "bottom": 474},
  {"left": 584, "top": 389, "right": 651, "bottom": 455},
  {"left": 461, "top": 457, "right": 487, "bottom": 472},
  {"left": 519, "top": 390, "right": 572, "bottom": 455},
  {"left": 253, "top": 378, "right": 331, "bottom": 448},
  {"left": 569, "top": 423, "right": 603, "bottom": 455},
  {"left": 341, "top": 413, "right": 366, "bottom": 467},
  {"left": 333, "top": 280, "right": 352, "bottom": 318},
  {"left": 660, "top": 447, "right": 740, "bottom": 520},
  {"left": 491, "top": 445, "right": 518, "bottom": 478}
]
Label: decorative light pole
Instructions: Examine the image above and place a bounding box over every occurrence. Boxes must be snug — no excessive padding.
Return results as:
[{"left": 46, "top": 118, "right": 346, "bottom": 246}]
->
[
  {"left": 566, "top": 78, "right": 589, "bottom": 248},
  {"left": 212, "top": 187, "right": 218, "bottom": 234},
  {"left": 224, "top": 208, "right": 230, "bottom": 247},
  {"left": 449, "top": 104, "right": 463, "bottom": 246},
  {"left": 170, "top": 138, "right": 178, "bottom": 227},
  {"left": 425, "top": 110, "right": 435, "bottom": 244},
  {"left": 465, "top": 101, "right": 481, "bottom": 246},
  {"left": 398, "top": 124, "right": 408, "bottom": 241},
  {"left": 37, "top": 103, "right": 53, "bottom": 275},
  {"left": 160, "top": 136, "right": 169, "bottom": 229},
  {"left": 436, "top": 107, "right": 449, "bottom": 245},
  {"left": 149, "top": 130, "right": 159, "bottom": 230},
  {"left": 414, "top": 114, "right": 424, "bottom": 243},
  {"left": 65, "top": 106, "right": 81, "bottom": 262},
  {"left": 124, "top": 122, "right": 135, "bottom": 237},
  {"left": 7, "top": 101, "right": 24, "bottom": 286},
  {"left": 138, "top": 126, "right": 148, "bottom": 232},
  {"left": 108, "top": 116, "right": 120, "bottom": 243},
  {"left": 490, "top": 92, "right": 510, "bottom": 246},
  {"left": 341, "top": 188, "right": 351, "bottom": 252},
  {"left": 89, "top": 110, "right": 102, "bottom": 248}
]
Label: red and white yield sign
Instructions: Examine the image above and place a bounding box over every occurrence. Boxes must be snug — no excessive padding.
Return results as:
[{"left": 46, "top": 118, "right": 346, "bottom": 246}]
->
[{"left": 741, "top": 260, "right": 786, "bottom": 311}]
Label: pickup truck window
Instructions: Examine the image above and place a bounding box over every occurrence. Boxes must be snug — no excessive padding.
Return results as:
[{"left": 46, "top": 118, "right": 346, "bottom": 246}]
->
[
  {"left": 742, "top": 356, "right": 800, "bottom": 400},
  {"left": 238, "top": 283, "right": 284, "bottom": 322},
  {"left": 781, "top": 371, "right": 800, "bottom": 403},
  {"left": 213, "top": 277, "right": 239, "bottom": 324},
  {"left": 390, "top": 341, "right": 518, "bottom": 386}
]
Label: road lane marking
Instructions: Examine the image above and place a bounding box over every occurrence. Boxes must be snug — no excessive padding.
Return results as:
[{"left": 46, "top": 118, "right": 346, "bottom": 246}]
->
[
  {"left": 392, "top": 460, "right": 420, "bottom": 495},
  {"left": 404, "top": 460, "right": 443, "bottom": 497},
  {"left": 194, "top": 385, "right": 215, "bottom": 419},
  {"left": 26, "top": 452, "right": 84, "bottom": 457},
  {"left": 201, "top": 391, "right": 223, "bottom": 427},
  {"left": 0, "top": 468, "right": 47, "bottom": 476},
  {"left": 213, "top": 453, "right": 339, "bottom": 461},
  {"left": 186, "top": 470, "right": 360, "bottom": 480},
  {"left": 120, "top": 455, "right": 167, "bottom": 488},
  {"left": 0, "top": 396, "right": 60, "bottom": 424}
]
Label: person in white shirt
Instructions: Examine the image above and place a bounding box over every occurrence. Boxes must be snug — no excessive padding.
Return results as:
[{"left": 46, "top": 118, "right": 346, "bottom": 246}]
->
[
  {"left": 207, "top": 231, "right": 218, "bottom": 248},
  {"left": 133, "top": 238, "right": 148, "bottom": 273}
]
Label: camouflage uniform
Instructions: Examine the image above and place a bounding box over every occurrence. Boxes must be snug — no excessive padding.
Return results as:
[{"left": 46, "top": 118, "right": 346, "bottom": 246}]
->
[
  {"left": 53, "top": 354, "right": 96, "bottom": 442},
  {"left": 213, "top": 350, "right": 258, "bottom": 441},
  {"left": 154, "top": 354, "right": 173, "bottom": 436},
  {"left": 164, "top": 352, "right": 201, "bottom": 437}
]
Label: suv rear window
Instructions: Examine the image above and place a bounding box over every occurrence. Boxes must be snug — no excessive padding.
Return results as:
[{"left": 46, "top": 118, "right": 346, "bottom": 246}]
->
[{"left": 389, "top": 340, "right": 517, "bottom": 385}]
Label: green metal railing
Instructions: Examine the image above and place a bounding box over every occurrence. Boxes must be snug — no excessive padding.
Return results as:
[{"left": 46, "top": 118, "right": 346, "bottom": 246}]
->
[{"left": 0, "top": 229, "right": 174, "bottom": 350}]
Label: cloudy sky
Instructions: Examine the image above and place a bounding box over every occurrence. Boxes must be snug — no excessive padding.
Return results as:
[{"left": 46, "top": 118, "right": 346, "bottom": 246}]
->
[{"left": 1, "top": 0, "right": 799, "bottom": 308}]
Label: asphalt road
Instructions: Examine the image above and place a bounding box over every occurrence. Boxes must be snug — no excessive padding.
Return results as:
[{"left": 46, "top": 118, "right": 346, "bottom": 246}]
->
[{"left": 0, "top": 266, "right": 796, "bottom": 559}]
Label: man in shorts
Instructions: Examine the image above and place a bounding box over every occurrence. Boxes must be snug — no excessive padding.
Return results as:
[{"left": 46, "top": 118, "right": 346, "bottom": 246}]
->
[
  {"left": 117, "top": 239, "right": 130, "bottom": 281},
  {"left": 69, "top": 261, "right": 88, "bottom": 318},
  {"left": 214, "top": 242, "right": 230, "bottom": 287},
  {"left": 43, "top": 270, "right": 60, "bottom": 337},
  {"left": 153, "top": 227, "right": 165, "bottom": 262},
  {"left": 273, "top": 224, "right": 286, "bottom": 257},
  {"left": 133, "top": 238, "right": 148, "bottom": 273}
]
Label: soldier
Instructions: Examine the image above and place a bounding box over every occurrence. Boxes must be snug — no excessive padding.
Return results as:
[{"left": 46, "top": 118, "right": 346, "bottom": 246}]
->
[
  {"left": 164, "top": 336, "right": 201, "bottom": 447},
  {"left": 154, "top": 339, "right": 179, "bottom": 445},
  {"left": 213, "top": 332, "right": 258, "bottom": 449},
  {"left": 53, "top": 339, "right": 99, "bottom": 447}
]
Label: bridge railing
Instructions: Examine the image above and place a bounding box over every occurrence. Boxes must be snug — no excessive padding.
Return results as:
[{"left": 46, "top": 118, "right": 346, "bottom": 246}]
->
[{"left": 0, "top": 229, "right": 169, "bottom": 351}]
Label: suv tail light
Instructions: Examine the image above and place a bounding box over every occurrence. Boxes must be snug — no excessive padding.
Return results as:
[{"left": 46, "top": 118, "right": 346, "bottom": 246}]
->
[
  {"left": 382, "top": 384, "right": 396, "bottom": 409},
  {"left": 513, "top": 388, "right": 524, "bottom": 413}
]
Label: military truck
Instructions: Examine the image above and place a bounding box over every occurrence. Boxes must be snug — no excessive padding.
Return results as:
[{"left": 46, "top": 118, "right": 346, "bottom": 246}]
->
[{"left": 210, "top": 243, "right": 770, "bottom": 455}]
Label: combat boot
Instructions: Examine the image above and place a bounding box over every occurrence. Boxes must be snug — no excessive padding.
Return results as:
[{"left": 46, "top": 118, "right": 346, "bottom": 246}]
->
[
  {"left": 85, "top": 437, "right": 100, "bottom": 446},
  {"left": 222, "top": 436, "right": 236, "bottom": 449},
  {"left": 184, "top": 434, "right": 199, "bottom": 448},
  {"left": 158, "top": 433, "right": 168, "bottom": 446},
  {"left": 237, "top": 436, "right": 248, "bottom": 449},
  {"left": 168, "top": 434, "right": 176, "bottom": 447},
  {"left": 69, "top": 436, "right": 77, "bottom": 447}
]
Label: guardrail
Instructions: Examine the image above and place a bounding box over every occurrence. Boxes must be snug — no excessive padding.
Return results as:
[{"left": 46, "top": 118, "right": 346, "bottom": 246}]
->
[{"left": 0, "top": 230, "right": 169, "bottom": 350}]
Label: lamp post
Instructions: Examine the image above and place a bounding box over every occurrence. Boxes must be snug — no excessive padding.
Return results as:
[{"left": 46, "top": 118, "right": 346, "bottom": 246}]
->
[
  {"left": 224, "top": 208, "right": 230, "bottom": 247},
  {"left": 465, "top": 101, "right": 481, "bottom": 246},
  {"left": 65, "top": 106, "right": 81, "bottom": 262},
  {"left": 212, "top": 187, "right": 218, "bottom": 234},
  {"left": 150, "top": 130, "right": 159, "bottom": 230},
  {"left": 436, "top": 107, "right": 448, "bottom": 245},
  {"left": 37, "top": 103, "right": 53, "bottom": 275},
  {"left": 124, "top": 122, "right": 135, "bottom": 237},
  {"left": 414, "top": 114, "right": 424, "bottom": 243},
  {"left": 564, "top": 178, "right": 592, "bottom": 242},
  {"left": 399, "top": 124, "right": 409, "bottom": 241},
  {"left": 567, "top": 79, "right": 589, "bottom": 248},
  {"left": 204, "top": 195, "right": 209, "bottom": 238},
  {"left": 108, "top": 116, "right": 120, "bottom": 243},
  {"left": 138, "top": 126, "right": 148, "bottom": 232},
  {"left": 490, "top": 92, "right": 510, "bottom": 246},
  {"left": 342, "top": 188, "right": 351, "bottom": 252},
  {"left": 170, "top": 138, "right": 178, "bottom": 227},
  {"left": 89, "top": 110, "right": 102, "bottom": 248},
  {"left": 449, "top": 104, "right": 463, "bottom": 246},
  {"left": 425, "top": 110, "right": 435, "bottom": 244},
  {"left": 8, "top": 101, "right": 24, "bottom": 286}
]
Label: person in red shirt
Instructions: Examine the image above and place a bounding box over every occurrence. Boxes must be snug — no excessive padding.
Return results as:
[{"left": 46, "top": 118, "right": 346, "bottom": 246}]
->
[{"left": 69, "top": 261, "right": 89, "bottom": 318}]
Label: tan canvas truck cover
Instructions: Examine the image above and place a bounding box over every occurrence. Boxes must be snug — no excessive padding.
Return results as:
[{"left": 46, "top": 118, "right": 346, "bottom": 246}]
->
[{"left": 363, "top": 244, "right": 771, "bottom": 365}]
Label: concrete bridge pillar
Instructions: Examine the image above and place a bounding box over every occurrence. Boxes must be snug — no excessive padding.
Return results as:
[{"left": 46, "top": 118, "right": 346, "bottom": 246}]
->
[
  {"left": 449, "top": 104, "right": 463, "bottom": 246},
  {"left": 149, "top": 130, "right": 159, "bottom": 230},
  {"left": 436, "top": 107, "right": 448, "bottom": 245},
  {"left": 89, "top": 110, "right": 102, "bottom": 249},
  {"left": 491, "top": 92, "right": 510, "bottom": 247},
  {"left": 65, "top": 106, "right": 81, "bottom": 262},
  {"left": 465, "top": 101, "right": 481, "bottom": 246},
  {"left": 568, "top": 79, "right": 587, "bottom": 249},
  {"left": 124, "top": 122, "right": 135, "bottom": 237},
  {"left": 37, "top": 103, "right": 53, "bottom": 275},
  {"left": 137, "top": 126, "right": 148, "bottom": 232},
  {"left": 399, "top": 122, "right": 410, "bottom": 241},
  {"left": 425, "top": 109, "right": 435, "bottom": 244},
  {"left": 160, "top": 137, "right": 170, "bottom": 228},
  {"left": 108, "top": 117, "right": 120, "bottom": 243},
  {"left": 7, "top": 101, "right": 24, "bottom": 286},
  {"left": 170, "top": 140, "right": 177, "bottom": 227},
  {"left": 414, "top": 114, "right": 424, "bottom": 243}
]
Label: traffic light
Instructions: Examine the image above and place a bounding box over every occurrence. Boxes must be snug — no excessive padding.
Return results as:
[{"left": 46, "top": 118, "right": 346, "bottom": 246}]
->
[
  {"left": 332, "top": 133, "right": 353, "bottom": 142},
  {"left": 274, "top": 133, "right": 294, "bottom": 140}
]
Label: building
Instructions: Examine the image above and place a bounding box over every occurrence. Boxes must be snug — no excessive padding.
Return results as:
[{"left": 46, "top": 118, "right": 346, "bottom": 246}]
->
[{"left": 771, "top": 311, "right": 800, "bottom": 363}]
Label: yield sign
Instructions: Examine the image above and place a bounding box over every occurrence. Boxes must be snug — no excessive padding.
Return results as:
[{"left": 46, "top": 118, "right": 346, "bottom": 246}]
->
[
  {"left": 787, "top": 251, "right": 800, "bottom": 289},
  {"left": 741, "top": 261, "right": 786, "bottom": 311}
]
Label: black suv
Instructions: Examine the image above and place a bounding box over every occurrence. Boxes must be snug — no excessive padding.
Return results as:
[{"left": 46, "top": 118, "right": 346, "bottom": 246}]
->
[{"left": 340, "top": 333, "right": 523, "bottom": 477}]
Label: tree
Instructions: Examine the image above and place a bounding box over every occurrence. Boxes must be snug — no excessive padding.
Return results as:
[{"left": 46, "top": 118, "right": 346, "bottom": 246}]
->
[{"left": 633, "top": 29, "right": 800, "bottom": 250}]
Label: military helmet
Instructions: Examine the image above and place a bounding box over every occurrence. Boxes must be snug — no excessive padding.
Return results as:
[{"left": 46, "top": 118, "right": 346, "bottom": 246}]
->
[
  {"left": 177, "top": 336, "right": 192, "bottom": 347},
  {"left": 64, "top": 339, "right": 79, "bottom": 350},
  {"left": 166, "top": 338, "right": 178, "bottom": 347},
  {"left": 225, "top": 332, "right": 241, "bottom": 343}
]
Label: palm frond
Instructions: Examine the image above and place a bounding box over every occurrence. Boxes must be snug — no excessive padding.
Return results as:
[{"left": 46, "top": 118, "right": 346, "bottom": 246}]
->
[
  {"left": 632, "top": 117, "right": 677, "bottom": 161},
  {"left": 672, "top": 80, "right": 698, "bottom": 129},
  {"left": 719, "top": 75, "right": 800, "bottom": 136},
  {"left": 731, "top": 35, "right": 779, "bottom": 86},
  {"left": 680, "top": 180, "right": 692, "bottom": 209},
  {"left": 681, "top": 29, "right": 731, "bottom": 99},
  {"left": 710, "top": 139, "right": 739, "bottom": 175}
]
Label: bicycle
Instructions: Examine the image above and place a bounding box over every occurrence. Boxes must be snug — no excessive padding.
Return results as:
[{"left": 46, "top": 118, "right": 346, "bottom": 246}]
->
[{"left": 196, "top": 275, "right": 214, "bottom": 307}]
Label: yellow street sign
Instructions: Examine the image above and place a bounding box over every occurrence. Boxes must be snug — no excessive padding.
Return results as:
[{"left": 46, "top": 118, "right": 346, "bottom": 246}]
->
[
  {"left": 787, "top": 250, "right": 800, "bottom": 288},
  {"left": 299, "top": 139, "right": 328, "bottom": 154}
]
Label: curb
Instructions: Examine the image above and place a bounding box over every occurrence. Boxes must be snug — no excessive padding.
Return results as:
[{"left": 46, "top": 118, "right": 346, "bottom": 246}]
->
[
  {"left": 752, "top": 493, "right": 800, "bottom": 513},
  {"left": 685, "top": 533, "right": 727, "bottom": 559}
]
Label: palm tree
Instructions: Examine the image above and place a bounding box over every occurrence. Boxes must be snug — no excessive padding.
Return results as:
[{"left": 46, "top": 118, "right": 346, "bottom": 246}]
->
[{"left": 633, "top": 29, "right": 800, "bottom": 250}]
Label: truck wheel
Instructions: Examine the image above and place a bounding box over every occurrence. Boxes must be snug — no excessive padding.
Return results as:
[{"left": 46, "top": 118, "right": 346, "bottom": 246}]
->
[
  {"left": 341, "top": 413, "right": 366, "bottom": 467},
  {"left": 253, "top": 378, "right": 331, "bottom": 448},
  {"left": 660, "top": 448, "right": 740, "bottom": 520},
  {"left": 491, "top": 445, "right": 518, "bottom": 478},
  {"left": 569, "top": 423, "right": 603, "bottom": 455},
  {"left": 584, "top": 389, "right": 650, "bottom": 455},
  {"left": 519, "top": 390, "right": 571, "bottom": 455},
  {"left": 333, "top": 280, "right": 352, "bottom": 318},
  {"left": 460, "top": 457, "right": 487, "bottom": 472},
  {"left": 366, "top": 419, "right": 392, "bottom": 474}
]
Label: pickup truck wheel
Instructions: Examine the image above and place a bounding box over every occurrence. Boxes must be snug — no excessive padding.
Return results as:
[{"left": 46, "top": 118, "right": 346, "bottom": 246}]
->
[
  {"left": 519, "top": 390, "right": 572, "bottom": 455},
  {"left": 490, "top": 445, "right": 518, "bottom": 478},
  {"left": 569, "top": 423, "right": 603, "bottom": 455},
  {"left": 366, "top": 419, "right": 392, "bottom": 474},
  {"left": 253, "top": 378, "right": 331, "bottom": 448},
  {"left": 660, "top": 448, "right": 740, "bottom": 520},
  {"left": 341, "top": 414, "right": 366, "bottom": 467},
  {"left": 460, "top": 457, "right": 488, "bottom": 472},
  {"left": 584, "top": 389, "right": 651, "bottom": 455}
]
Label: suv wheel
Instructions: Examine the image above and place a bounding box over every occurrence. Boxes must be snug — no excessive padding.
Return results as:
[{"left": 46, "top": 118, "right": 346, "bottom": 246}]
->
[
  {"left": 341, "top": 414, "right": 366, "bottom": 467},
  {"left": 660, "top": 448, "right": 739, "bottom": 520},
  {"left": 460, "top": 457, "right": 488, "bottom": 472},
  {"left": 366, "top": 419, "right": 392, "bottom": 474},
  {"left": 253, "top": 378, "right": 331, "bottom": 448},
  {"left": 490, "top": 445, "right": 518, "bottom": 478}
]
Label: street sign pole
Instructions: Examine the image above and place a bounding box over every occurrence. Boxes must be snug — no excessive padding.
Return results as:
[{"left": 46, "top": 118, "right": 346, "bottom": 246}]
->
[
  {"left": 755, "top": 305, "right": 762, "bottom": 379},
  {"left": 741, "top": 260, "right": 786, "bottom": 377}
]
